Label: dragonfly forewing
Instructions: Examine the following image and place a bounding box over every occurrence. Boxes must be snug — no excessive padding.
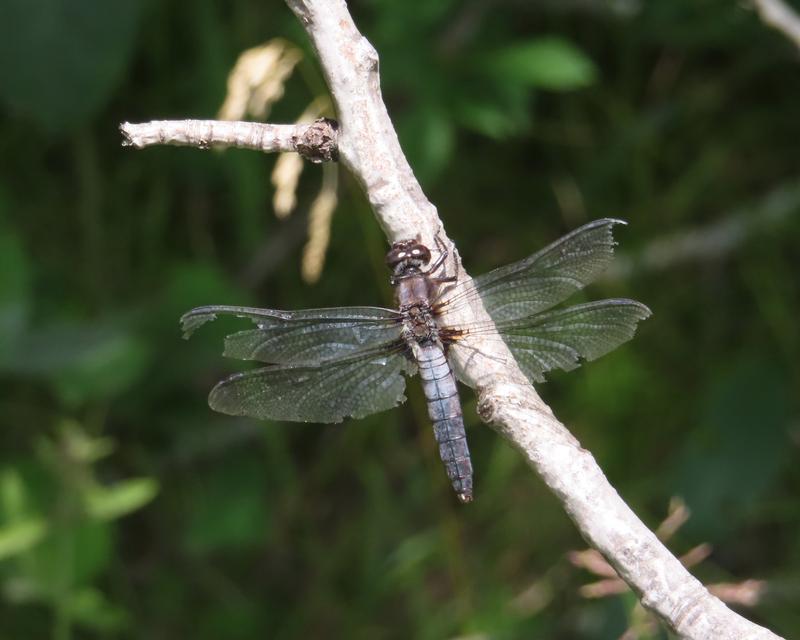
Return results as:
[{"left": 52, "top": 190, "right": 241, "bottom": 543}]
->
[
  {"left": 181, "top": 305, "right": 403, "bottom": 366},
  {"left": 437, "top": 218, "right": 626, "bottom": 323}
]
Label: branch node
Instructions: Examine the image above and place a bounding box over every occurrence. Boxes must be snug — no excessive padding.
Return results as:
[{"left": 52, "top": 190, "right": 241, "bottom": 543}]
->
[
  {"left": 294, "top": 117, "right": 339, "bottom": 163},
  {"left": 477, "top": 392, "right": 497, "bottom": 424},
  {"left": 119, "top": 122, "right": 137, "bottom": 148},
  {"left": 356, "top": 39, "right": 379, "bottom": 71}
]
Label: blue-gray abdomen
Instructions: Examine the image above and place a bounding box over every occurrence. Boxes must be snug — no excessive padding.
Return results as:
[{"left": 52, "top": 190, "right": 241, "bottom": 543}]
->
[{"left": 417, "top": 344, "right": 473, "bottom": 502}]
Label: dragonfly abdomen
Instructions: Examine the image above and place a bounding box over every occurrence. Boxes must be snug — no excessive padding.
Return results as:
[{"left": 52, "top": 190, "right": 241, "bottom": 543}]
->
[{"left": 417, "top": 344, "right": 473, "bottom": 503}]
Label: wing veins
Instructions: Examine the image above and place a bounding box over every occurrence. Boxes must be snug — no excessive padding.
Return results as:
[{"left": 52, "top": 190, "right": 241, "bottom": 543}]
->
[{"left": 435, "top": 219, "right": 625, "bottom": 322}]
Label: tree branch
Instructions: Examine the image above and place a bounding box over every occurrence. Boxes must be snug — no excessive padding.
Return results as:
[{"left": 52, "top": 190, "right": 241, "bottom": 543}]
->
[
  {"left": 752, "top": 0, "right": 800, "bottom": 50},
  {"left": 283, "top": 1, "right": 783, "bottom": 638},
  {"left": 120, "top": 118, "right": 338, "bottom": 162},
  {"left": 121, "top": 1, "right": 784, "bottom": 637}
]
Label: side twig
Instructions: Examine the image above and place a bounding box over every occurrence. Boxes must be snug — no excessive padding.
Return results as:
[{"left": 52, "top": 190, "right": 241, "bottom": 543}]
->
[{"left": 120, "top": 118, "right": 338, "bottom": 163}]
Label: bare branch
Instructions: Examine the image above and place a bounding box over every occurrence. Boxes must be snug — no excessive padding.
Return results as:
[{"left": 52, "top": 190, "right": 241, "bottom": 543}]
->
[
  {"left": 752, "top": 0, "right": 800, "bottom": 50},
  {"left": 120, "top": 118, "right": 338, "bottom": 162},
  {"left": 283, "top": 1, "right": 783, "bottom": 638}
]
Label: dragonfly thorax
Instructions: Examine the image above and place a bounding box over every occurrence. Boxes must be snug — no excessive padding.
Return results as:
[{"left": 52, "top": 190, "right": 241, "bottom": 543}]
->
[{"left": 402, "top": 303, "right": 439, "bottom": 344}]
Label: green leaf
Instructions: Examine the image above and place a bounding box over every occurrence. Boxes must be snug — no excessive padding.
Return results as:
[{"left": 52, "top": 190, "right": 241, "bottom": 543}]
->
[
  {"left": 482, "top": 37, "right": 597, "bottom": 91},
  {"left": 18, "top": 521, "right": 114, "bottom": 595},
  {"left": 0, "top": 469, "right": 28, "bottom": 522},
  {"left": 42, "top": 521, "right": 112, "bottom": 586},
  {"left": 456, "top": 99, "right": 528, "bottom": 139},
  {"left": 0, "top": 519, "right": 48, "bottom": 560},
  {"left": 66, "top": 587, "right": 129, "bottom": 632},
  {"left": 0, "top": 0, "right": 145, "bottom": 130},
  {"left": 58, "top": 420, "right": 116, "bottom": 465},
  {"left": 83, "top": 477, "right": 158, "bottom": 521},
  {"left": 453, "top": 78, "right": 532, "bottom": 139}
]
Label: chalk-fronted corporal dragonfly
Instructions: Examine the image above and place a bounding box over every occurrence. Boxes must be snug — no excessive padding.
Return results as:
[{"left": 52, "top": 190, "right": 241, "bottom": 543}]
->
[{"left": 181, "top": 219, "right": 650, "bottom": 503}]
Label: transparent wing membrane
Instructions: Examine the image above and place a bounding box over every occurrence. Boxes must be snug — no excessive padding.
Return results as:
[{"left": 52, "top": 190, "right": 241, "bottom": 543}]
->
[
  {"left": 208, "top": 348, "right": 414, "bottom": 423},
  {"left": 182, "top": 219, "right": 649, "bottom": 426},
  {"left": 181, "top": 305, "right": 403, "bottom": 365},
  {"left": 439, "top": 218, "right": 626, "bottom": 322},
  {"left": 451, "top": 299, "right": 650, "bottom": 383}
]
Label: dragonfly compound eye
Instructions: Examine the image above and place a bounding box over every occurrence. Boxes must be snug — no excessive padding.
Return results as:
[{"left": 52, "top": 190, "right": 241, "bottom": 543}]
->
[
  {"left": 409, "top": 243, "right": 431, "bottom": 264},
  {"left": 386, "top": 240, "right": 429, "bottom": 268}
]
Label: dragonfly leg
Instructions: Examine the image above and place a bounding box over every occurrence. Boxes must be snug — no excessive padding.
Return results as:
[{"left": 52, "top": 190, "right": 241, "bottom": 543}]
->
[
  {"left": 428, "top": 234, "right": 459, "bottom": 292},
  {"left": 427, "top": 233, "right": 451, "bottom": 276},
  {"left": 390, "top": 273, "right": 417, "bottom": 285}
]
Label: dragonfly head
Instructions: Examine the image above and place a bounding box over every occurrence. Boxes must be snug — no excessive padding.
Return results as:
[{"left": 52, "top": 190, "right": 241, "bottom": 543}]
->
[{"left": 386, "top": 240, "right": 431, "bottom": 276}]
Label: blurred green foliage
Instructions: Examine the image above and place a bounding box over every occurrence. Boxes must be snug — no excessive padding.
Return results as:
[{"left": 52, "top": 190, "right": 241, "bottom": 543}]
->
[{"left": 1, "top": 0, "right": 799, "bottom": 638}]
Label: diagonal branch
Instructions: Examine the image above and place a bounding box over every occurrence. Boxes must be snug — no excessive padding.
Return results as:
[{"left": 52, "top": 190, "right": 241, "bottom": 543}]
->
[{"left": 283, "top": 1, "right": 783, "bottom": 639}]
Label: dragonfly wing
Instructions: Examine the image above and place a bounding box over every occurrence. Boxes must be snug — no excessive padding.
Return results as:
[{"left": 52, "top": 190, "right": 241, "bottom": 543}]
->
[
  {"left": 181, "top": 305, "right": 403, "bottom": 365},
  {"left": 208, "top": 348, "right": 415, "bottom": 423},
  {"left": 441, "top": 219, "right": 626, "bottom": 323},
  {"left": 486, "top": 299, "right": 651, "bottom": 383}
]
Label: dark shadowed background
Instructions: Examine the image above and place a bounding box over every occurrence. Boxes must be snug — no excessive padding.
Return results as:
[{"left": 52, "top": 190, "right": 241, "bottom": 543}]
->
[{"left": 1, "top": 1, "right": 798, "bottom": 638}]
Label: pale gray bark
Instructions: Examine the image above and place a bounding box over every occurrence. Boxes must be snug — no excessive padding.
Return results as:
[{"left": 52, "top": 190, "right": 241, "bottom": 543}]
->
[{"left": 120, "top": 118, "right": 337, "bottom": 162}]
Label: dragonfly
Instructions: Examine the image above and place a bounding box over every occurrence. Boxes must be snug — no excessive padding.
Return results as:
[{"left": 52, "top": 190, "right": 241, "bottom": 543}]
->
[{"left": 181, "top": 218, "right": 650, "bottom": 503}]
